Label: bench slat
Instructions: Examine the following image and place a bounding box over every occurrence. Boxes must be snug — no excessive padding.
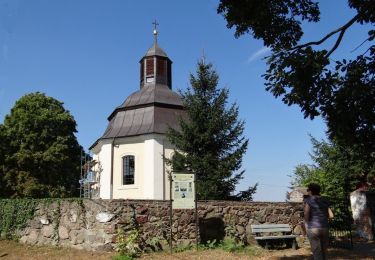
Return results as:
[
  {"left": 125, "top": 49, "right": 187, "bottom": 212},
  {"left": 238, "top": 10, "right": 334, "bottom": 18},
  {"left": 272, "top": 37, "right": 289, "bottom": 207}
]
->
[
  {"left": 251, "top": 224, "right": 297, "bottom": 249},
  {"left": 251, "top": 224, "right": 290, "bottom": 229},
  {"left": 252, "top": 227, "right": 291, "bottom": 233},
  {"left": 251, "top": 224, "right": 292, "bottom": 234},
  {"left": 255, "top": 235, "right": 297, "bottom": 240}
]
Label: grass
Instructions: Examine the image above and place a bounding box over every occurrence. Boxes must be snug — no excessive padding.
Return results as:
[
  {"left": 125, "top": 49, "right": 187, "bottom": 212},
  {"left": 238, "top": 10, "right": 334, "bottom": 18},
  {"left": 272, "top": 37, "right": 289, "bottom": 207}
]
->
[
  {"left": 112, "top": 254, "right": 135, "bottom": 260},
  {"left": 0, "top": 239, "right": 115, "bottom": 260},
  {"left": 2, "top": 238, "right": 375, "bottom": 260},
  {"left": 0, "top": 239, "right": 267, "bottom": 260},
  {"left": 197, "top": 237, "right": 265, "bottom": 256}
]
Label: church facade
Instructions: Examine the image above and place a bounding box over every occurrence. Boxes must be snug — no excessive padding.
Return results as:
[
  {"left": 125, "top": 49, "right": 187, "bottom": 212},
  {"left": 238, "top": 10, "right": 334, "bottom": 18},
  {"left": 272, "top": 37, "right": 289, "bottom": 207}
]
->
[{"left": 90, "top": 36, "right": 185, "bottom": 200}]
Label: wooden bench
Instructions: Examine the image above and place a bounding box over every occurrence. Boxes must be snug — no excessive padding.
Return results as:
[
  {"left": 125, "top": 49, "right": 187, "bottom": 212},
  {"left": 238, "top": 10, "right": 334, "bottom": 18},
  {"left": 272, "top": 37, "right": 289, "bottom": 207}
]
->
[{"left": 251, "top": 224, "right": 297, "bottom": 249}]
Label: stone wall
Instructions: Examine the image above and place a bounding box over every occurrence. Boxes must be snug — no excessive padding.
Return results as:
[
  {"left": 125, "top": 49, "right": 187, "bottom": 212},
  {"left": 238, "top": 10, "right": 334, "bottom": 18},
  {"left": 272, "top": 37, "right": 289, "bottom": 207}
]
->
[
  {"left": 18, "top": 199, "right": 304, "bottom": 251},
  {"left": 367, "top": 192, "right": 375, "bottom": 240}
]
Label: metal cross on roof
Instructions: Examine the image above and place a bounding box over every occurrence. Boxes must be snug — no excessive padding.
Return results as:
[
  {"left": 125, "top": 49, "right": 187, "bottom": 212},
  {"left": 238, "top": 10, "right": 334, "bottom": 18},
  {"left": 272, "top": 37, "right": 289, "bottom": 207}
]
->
[
  {"left": 202, "top": 48, "right": 206, "bottom": 64},
  {"left": 152, "top": 20, "right": 159, "bottom": 43}
]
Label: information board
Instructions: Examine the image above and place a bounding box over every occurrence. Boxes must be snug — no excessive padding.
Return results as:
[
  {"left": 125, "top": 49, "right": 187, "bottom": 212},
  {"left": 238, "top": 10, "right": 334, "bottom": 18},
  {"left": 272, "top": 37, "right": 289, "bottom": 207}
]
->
[{"left": 172, "top": 173, "right": 195, "bottom": 209}]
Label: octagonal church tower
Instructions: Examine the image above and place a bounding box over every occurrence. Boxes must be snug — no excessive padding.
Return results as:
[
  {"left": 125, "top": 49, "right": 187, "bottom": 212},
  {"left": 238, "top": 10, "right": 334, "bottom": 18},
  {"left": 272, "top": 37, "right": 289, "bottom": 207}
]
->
[{"left": 90, "top": 31, "right": 184, "bottom": 200}]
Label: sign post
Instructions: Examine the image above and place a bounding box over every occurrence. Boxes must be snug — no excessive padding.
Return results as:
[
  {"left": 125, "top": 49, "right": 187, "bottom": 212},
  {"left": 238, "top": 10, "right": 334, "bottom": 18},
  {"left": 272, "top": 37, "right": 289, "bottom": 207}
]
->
[
  {"left": 170, "top": 172, "right": 197, "bottom": 252},
  {"left": 172, "top": 173, "right": 195, "bottom": 209},
  {"left": 169, "top": 173, "right": 173, "bottom": 254}
]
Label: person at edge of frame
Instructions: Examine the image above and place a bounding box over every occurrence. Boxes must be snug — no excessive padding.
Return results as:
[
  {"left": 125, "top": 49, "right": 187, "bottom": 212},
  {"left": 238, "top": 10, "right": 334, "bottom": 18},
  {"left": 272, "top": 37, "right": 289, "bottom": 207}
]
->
[{"left": 303, "top": 183, "right": 334, "bottom": 260}]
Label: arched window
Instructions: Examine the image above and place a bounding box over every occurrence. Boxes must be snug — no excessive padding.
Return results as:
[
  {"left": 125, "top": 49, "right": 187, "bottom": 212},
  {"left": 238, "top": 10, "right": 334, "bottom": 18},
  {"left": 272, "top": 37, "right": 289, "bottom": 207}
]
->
[{"left": 123, "top": 155, "right": 135, "bottom": 185}]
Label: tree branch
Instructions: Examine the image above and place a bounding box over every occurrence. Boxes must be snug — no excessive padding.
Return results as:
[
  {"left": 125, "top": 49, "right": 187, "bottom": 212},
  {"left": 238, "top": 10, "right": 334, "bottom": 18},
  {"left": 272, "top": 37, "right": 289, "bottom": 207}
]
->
[
  {"left": 351, "top": 37, "right": 372, "bottom": 53},
  {"left": 325, "top": 25, "right": 347, "bottom": 58},
  {"left": 362, "top": 46, "right": 373, "bottom": 56},
  {"left": 291, "top": 15, "right": 359, "bottom": 51}
]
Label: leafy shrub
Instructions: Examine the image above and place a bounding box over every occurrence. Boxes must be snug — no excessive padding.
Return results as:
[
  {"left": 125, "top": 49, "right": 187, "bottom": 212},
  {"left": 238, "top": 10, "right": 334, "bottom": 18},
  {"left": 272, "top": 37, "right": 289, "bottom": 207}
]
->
[
  {"left": 198, "top": 239, "right": 217, "bottom": 250},
  {"left": 145, "top": 237, "right": 162, "bottom": 252},
  {"left": 173, "top": 243, "right": 193, "bottom": 253},
  {"left": 115, "top": 228, "right": 141, "bottom": 258},
  {"left": 220, "top": 237, "right": 245, "bottom": 252},
  {"left": 0, "top": 199, "right": 38, "bottom": 239}
]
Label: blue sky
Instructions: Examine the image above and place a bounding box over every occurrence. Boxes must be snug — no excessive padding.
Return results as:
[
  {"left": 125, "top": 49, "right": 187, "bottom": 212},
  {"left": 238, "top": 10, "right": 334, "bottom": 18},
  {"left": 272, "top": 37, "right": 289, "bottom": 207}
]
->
[{"left": 0, "top": 0, "right": 371, "bottom": 201}]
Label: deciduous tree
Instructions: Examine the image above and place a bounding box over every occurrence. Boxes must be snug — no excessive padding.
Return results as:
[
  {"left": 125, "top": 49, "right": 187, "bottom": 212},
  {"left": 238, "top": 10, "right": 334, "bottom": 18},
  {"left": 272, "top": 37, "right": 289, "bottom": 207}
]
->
[
  {"left": 290, "top": 137, "right": 375, "bottom": 201},
  {"left": 0, "top": 124, "right": 6, "bottom": 197},
  {"left": 0, "top": 92, "right": 82, "bottom": 198},
  {"left": 218, "top": 0, "right": 375, "bottom": 160}
]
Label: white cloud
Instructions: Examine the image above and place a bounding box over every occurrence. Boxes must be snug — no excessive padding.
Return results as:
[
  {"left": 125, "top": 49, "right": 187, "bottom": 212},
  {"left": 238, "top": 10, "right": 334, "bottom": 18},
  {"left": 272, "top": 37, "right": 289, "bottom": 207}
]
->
[{"left": 247, "top": 46, "right": 271, "bottom": 63}]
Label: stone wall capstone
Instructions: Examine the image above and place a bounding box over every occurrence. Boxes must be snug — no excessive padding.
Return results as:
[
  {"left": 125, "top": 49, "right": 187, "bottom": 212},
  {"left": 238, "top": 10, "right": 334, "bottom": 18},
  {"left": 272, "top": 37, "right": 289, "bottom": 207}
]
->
[{"left": 17, "top": 199, "right": 304, "bottom": 251}]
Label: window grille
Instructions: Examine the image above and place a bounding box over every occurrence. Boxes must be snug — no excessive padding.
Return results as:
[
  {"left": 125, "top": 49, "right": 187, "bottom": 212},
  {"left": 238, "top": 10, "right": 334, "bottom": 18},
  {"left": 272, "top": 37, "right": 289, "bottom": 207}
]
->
[{"left": 123, "top": 155, "right": 135, "bottom": 185}]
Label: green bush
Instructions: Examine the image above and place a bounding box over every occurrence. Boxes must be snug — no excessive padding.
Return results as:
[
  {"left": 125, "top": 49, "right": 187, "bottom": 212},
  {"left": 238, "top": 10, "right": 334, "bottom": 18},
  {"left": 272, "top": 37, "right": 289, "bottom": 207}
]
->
[
  {"left": 198, "top": 236, "right": 264, "bottom": 256},
  {"left": 0, "top": 198, "right": 83, "bottom": 240},
  {"left": 173, "top": 243, "right": 193, "bottom": 253},
  {"left": 114, "top": 228, "right": 141, "bottom": 258},
  {"left": 220, "top": 237, "right": 245, "bottom": 252},
  {"left": 0, "top": 199, "right": 38, "bottom": 239}
]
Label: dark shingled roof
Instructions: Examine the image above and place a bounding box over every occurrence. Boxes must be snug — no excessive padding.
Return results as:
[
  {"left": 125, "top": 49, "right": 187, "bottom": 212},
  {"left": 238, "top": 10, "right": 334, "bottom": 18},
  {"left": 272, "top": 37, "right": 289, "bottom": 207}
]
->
[
  {"left": 101, "top": 106, "right": 185, "bottom": 139},
  {"left": 101, "top": 84, "right": 185, "bottom": 140},
  {"left": 144, "top": 42, "right": 168, "bottom": 58},
  {"left": 90, "top": 84, "right": 185, "bottom": 150},
  {"left": 115, "top": 84, "right": 182, "bottom": 115},
  {"left": 90, "top": 42, "right": 185, "bottom": 150}
]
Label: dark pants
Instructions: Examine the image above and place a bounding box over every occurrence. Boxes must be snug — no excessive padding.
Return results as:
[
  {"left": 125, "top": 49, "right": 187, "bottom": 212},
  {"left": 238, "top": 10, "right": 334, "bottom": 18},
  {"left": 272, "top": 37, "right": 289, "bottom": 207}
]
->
[{"left": 307, "top": 228, "right": 329, "bottom": 260}]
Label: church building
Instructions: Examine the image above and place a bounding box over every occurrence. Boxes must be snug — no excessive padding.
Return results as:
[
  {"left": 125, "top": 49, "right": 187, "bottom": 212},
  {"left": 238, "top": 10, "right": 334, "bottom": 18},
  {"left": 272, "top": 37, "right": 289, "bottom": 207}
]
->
[{"left": 90, "top": 28, "right": 185, "bottom": 200}]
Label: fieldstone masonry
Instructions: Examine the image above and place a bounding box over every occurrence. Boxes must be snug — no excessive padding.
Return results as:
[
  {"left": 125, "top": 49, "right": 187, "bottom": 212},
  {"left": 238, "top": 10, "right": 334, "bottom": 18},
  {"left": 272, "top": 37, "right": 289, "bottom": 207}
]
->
[{"left": 18, "top": 199, "right": 305, "bottom": 251}]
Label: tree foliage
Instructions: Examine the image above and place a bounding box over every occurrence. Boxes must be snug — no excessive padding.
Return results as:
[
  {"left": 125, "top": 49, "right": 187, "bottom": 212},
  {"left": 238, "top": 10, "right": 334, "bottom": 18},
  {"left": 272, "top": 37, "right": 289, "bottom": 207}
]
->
[
  {"left": 0, "top": 92, "right": 82, "bottom": 198},
  {"left": 0, "top": 124, "right": 6, "bottom": 197},
  {"left": 290, "top": 137, "right": 375, "bottom": 201},
  {"left": 218, "top": 0, "right": 375, "bottom": 159},
  {"left": 167, "top": 60, "right": 257, "bottom": 200}
]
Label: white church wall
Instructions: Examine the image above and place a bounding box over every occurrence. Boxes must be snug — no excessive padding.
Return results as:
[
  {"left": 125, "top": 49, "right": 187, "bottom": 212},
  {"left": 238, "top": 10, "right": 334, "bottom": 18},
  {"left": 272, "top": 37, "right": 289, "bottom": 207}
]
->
[
  {"left": 95, "top": 141, "right": 112, "bottom": 199},
  {"left": 148, "top": 136, "right": 165, "bottom": 200},
  {"left": 143, "top": 136, "right": 165, "bottom": 199},
  {"left": 92, "top": 134, "right": 176, "bottom": 200},
  {"left": 163, "top": 140, "right": 175, "bottom": 200},
  {"left": 143, "top": 138, "right": 154, "bottom": 199},
  {"left": 112, "top": 137, "right": 145, "bottom": 199}
]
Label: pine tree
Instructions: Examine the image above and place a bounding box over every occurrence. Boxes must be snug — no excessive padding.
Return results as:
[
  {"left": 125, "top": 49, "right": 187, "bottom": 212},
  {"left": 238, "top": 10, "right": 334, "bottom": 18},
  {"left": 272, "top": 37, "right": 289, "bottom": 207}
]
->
[{"left": 167, "top": 60, "right": 257, "bottom": 200}]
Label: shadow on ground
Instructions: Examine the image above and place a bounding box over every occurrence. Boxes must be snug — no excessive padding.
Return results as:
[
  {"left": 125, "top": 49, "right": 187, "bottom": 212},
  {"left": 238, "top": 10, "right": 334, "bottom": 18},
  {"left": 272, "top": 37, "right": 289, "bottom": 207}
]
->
[{"left": 272, "top": 241, "right": 375, "bottom": 260}]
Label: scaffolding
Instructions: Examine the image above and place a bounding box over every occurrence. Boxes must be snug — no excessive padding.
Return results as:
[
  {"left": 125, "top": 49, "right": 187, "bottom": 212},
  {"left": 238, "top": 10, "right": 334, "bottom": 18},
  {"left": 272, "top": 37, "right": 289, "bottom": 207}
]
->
[{"left": 79, "top": 151, "right": 100, "bottom": 199}]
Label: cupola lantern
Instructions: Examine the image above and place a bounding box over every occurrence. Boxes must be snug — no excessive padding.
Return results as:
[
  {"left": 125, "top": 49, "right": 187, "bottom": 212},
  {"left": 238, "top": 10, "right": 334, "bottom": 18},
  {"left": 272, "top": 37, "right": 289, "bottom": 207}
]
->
[{"left": 140, "top": 21, "right": 172, "bottom": 89}]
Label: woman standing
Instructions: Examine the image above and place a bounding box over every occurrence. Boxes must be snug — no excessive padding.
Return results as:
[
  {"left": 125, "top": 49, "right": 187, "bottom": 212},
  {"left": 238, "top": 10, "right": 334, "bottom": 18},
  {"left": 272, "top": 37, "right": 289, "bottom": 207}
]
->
[{"left": 304, "top": 183, "right": 334, "bottom": 260}]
